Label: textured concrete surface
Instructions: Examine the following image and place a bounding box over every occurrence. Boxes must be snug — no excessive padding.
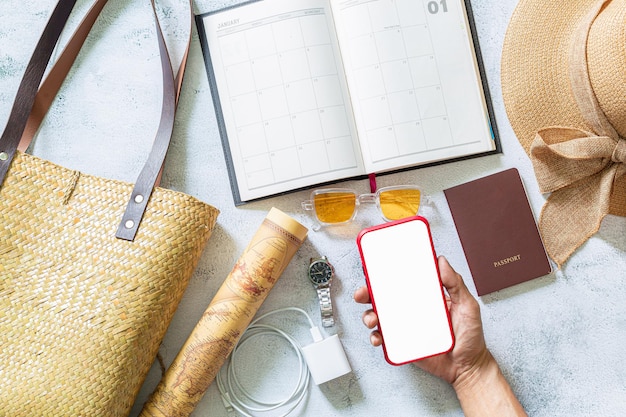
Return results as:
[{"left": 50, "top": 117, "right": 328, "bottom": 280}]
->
[{"left": 1, "top": 1, "right": 625, "bottom": 416}]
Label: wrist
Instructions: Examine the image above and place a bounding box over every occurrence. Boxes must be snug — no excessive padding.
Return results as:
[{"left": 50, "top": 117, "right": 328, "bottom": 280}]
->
[
  {"left": 452, "top": 349, "right": 527, "bottom": 417},
  {"left": 451, "top": 348, "right": 497, "bottom": 395}
]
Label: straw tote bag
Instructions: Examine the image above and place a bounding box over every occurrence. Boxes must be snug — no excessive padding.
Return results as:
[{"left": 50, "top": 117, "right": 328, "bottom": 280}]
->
[{"left": 0, "top": 0, "right": 218, "bottom": 415}]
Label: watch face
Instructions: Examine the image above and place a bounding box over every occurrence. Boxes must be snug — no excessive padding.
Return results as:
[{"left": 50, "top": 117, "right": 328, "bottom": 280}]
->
[{"left": 309, "top": 260, "right": 333, "bottom": 284}]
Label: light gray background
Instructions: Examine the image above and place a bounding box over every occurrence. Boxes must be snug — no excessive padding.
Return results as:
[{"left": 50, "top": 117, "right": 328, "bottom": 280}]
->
[{"left": 0, "top": 1, "right": 624, "bottom": 416}]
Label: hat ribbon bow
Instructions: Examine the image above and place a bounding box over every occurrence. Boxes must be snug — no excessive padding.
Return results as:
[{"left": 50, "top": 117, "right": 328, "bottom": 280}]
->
[
  {"left": 530, "top": 129, "right": 626, "bottom": 268},
  {"left": 528, "top": 0, "right": 625, "bottom": 267}
]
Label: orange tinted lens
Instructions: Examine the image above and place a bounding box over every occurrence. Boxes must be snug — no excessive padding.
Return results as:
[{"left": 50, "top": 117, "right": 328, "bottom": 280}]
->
[
  {"left": 313, "top": 192, "right": 356, "bottom": 223},
  {"left": 379, "top": 189, "right": 421, "bottom": 220}
]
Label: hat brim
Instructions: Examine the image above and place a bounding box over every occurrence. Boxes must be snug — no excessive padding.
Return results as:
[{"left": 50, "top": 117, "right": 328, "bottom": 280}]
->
[{"left": 501, "top": 0, "right": 626, "bottom": 216}]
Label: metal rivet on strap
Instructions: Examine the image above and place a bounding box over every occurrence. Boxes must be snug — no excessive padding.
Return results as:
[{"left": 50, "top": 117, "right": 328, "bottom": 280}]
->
[
  {"left": 0, "top": 152, "right": 8, "bottom": 161},
  {"left": 134, "top": 194, "right": 144, "bottom": 204},
  {"left": 124, "top": 220, "right": 135, "bottom": 229}
]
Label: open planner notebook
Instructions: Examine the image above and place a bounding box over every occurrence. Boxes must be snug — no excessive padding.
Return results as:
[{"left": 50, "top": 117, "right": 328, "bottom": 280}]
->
[{"left": 196, "top": 0, "right": 500, "bottom": 204}]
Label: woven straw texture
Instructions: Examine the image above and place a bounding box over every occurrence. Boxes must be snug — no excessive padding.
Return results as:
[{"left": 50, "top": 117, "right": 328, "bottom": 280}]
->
[
  {"left": 501, "top": 0, "right": 626, "bottom": 216},
  {"left": 0, "top": 151, "right": 219, "bottom": 416}
]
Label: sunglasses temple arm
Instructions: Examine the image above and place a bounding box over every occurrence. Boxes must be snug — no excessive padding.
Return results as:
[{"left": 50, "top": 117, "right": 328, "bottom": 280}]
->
[{"left": 301, "top": 200, "right": 322, "bottom": 231}]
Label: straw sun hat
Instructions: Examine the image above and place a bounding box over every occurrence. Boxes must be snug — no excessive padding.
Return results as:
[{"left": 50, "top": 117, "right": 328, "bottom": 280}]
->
[{"left": 501, "top": 0, "right": 626, "bottom": 267}]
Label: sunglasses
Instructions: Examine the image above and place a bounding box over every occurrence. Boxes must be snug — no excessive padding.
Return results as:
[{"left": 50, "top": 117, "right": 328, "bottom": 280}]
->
[{"left": 301, "top": 185, "right": 424, "bottom": 229}]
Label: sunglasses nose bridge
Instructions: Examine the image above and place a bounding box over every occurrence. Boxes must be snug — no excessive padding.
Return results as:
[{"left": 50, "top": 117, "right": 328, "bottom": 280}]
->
[{"left": 358, "top": 193, "right": 377, "bottom": 205}]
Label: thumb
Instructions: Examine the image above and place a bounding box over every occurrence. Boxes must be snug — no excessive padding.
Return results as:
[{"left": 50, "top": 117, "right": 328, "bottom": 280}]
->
[{"left": 438, "top": 256, "right": 472, "bottom": 304}]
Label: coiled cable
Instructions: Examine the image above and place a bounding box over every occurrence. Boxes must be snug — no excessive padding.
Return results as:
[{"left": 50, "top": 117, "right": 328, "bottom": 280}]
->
[{"left": 216, "top": 307, "right": 316, "bottom": 417}]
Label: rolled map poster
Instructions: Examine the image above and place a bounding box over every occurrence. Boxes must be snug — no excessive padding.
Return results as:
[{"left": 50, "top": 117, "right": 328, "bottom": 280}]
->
[{"left": 139, "top": 207, "right": 308, "bottom": 417}]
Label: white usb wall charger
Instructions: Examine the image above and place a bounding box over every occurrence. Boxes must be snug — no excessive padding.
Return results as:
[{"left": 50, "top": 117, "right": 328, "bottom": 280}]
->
[
  {"left": 216, "top": 307, "right": 352, "bottom": 417},
  {"left": 302, "top": 326, "right": 351, "bottom": 385}
]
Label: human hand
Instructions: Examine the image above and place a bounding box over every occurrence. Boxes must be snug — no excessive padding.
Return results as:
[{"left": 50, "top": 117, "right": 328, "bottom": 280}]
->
[
  {"left": 353, "top": 255, "right": 489, "bottom": 385},
  {"left": 354, "top": 255, "right": 527, "bottom": 416}
]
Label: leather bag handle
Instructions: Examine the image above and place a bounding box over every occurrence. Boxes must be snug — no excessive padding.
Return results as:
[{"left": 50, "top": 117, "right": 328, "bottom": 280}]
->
[{"left": 0, "top": 0, "right": 192, "bottom": 241}]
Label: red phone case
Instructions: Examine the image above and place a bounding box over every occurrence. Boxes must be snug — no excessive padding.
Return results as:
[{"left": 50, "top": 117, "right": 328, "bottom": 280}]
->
[{"left": 357, "top": 216, "right": 454, "bottom": 365}]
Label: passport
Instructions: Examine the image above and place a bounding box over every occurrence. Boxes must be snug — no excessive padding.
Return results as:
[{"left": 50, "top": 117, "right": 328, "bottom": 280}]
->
[{"left": 444, "top": 168, "right": 552, "bottom": 296}]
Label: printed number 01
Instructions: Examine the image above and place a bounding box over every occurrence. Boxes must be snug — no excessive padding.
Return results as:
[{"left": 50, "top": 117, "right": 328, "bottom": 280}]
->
[{"left": 428, "top": 0, "right": 448, "bottom": 14}]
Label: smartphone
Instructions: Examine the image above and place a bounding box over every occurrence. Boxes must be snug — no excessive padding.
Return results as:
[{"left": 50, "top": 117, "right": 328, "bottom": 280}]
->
[{"left": 356, "top": 216, "right": 454, "bottom": 365}]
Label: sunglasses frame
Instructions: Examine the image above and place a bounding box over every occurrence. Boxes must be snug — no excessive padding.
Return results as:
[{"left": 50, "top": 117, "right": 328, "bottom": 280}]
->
[{"left": 301, "top": 185, "right": 422, "bottom": 229}]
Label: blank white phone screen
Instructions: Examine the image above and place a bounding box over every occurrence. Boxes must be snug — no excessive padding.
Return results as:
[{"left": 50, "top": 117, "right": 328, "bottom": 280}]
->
[{"left": 359, "top": 219, "right": 453, "bottom": 365}]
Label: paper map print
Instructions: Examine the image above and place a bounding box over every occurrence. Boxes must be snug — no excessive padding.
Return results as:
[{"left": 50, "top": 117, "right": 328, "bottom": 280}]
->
[{"left": 140, "top": 209, "right": 307, "bottom": 417}]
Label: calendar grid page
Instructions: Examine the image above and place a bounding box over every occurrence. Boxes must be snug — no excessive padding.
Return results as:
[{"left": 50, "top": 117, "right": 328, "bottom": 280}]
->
[
  {"left": 199, "top": 0, "right": 366, "bottom": 203},
  {"left": 197, "top": 0, "right": 499, "bottom": 204},
  {"left": 332, "top": 0, "right": 496, "bottom": 174}
]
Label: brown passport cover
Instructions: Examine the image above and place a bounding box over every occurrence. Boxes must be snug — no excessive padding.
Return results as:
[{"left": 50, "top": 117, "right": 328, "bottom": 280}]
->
[{"left": 444, "top": 168, "right": 551, "bottom": 296}]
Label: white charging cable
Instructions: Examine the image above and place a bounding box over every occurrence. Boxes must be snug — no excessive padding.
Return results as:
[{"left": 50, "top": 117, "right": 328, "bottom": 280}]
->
[{"left": 215, "top": 307, "right": 315, "bottom": 417}]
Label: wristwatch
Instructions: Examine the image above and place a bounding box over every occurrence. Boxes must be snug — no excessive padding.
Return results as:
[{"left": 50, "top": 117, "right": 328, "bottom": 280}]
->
[{"left": 308, "top": 256, "right": 335, "bottom": 327}]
